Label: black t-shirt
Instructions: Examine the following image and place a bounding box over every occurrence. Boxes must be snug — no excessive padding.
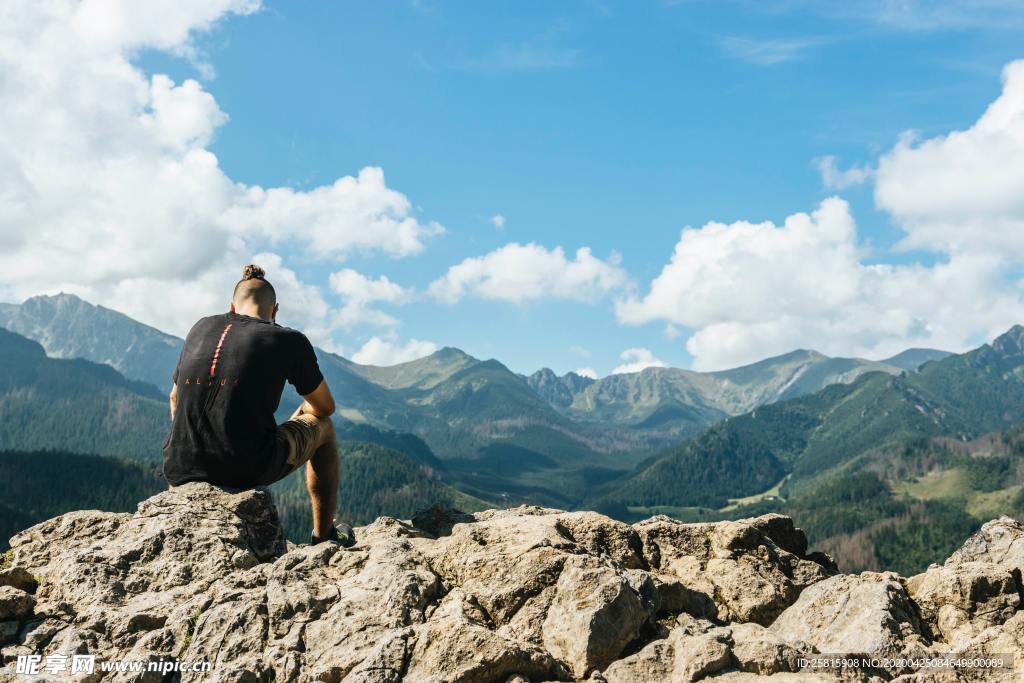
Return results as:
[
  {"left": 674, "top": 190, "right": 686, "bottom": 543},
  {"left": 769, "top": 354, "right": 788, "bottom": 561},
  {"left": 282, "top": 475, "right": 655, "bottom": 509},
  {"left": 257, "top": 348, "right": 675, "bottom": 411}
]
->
[{"left": 163, "top": 311, "right": 324, "bottom": 487}]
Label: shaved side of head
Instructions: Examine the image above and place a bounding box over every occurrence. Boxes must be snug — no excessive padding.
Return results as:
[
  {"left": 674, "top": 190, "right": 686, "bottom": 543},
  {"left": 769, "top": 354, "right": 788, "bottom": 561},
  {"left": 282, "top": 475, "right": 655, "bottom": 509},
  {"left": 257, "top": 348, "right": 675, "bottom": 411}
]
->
[{"left": 232, "top": 264, "right": 277, "bottom": 318}]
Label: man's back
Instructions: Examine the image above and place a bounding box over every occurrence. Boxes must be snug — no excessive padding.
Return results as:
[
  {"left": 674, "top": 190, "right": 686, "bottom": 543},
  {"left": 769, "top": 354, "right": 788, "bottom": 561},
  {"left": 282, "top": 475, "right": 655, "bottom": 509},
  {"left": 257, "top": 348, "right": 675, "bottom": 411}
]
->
[{"left": 163, "top": 311, "right": 323, "bottom": 487}]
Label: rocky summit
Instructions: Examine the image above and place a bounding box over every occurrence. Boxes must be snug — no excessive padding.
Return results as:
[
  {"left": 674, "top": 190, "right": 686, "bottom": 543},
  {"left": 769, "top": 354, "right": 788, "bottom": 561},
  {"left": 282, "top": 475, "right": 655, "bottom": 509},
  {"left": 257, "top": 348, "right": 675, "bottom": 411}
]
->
[{"left": 1, "top": 485, "right": 1023, "bottom": 682}]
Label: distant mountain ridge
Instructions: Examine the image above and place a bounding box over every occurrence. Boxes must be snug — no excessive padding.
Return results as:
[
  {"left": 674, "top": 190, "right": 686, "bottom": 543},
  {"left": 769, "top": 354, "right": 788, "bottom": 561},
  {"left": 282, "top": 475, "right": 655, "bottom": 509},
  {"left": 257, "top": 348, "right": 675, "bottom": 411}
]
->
[
  {"left": 5, "top": 292, "right": 1024, "bottom": 574},
  {"left": 2, "top": 295, "right": 952, "bottom": 432},
  {"left": 0, "top": 293, "right": 182, "bottom": 392},
  {"left": 595, "top": 324, "right": 1024, "bottom": 517},
  {"left": 525, "top": 346, "right": 952, "bottom": 432},
  {"left": 575, "top": 325, "right": 1024, "bottom": 572},
  {"left": 879, "top": 347, "right": 954, "bottom": 371},
  {"left": 0, "top": 292, "right": 955, "bottom": 507}
]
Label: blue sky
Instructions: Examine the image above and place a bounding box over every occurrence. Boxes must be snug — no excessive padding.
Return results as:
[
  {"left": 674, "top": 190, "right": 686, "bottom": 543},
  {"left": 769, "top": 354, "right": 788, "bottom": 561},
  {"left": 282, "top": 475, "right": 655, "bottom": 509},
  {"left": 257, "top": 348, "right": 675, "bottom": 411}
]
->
[{"left": 6, "top": 0, "right": 1024, "bottom": 376}]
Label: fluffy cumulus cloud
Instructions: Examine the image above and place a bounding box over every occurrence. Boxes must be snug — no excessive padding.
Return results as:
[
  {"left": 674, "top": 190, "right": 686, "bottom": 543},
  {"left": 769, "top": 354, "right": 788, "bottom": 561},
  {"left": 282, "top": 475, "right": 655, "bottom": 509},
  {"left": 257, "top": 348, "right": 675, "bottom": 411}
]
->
[
  {"left": 0, "top": 0, "right": 441, "bottom": 340},
  {"left": 611, "top": 348, "right": 666, "bottom": 375},
  {"left": 351, "top": 334, "right": 439, "bottom": 366},
  {"left": 574, "top": 366, "right": 598, "bottom": 379},
  {"left": 428, "top": 242, "right": 626, "bottom": 304},
  {"left": 328, "top": 269, "right": 413, "bottom": 329},
  {"left": 875, "top": 60, "right": 1024, "bottom": 256},
  {"left": 619, "top": 62, "right": 1024, "bottom": 370}
]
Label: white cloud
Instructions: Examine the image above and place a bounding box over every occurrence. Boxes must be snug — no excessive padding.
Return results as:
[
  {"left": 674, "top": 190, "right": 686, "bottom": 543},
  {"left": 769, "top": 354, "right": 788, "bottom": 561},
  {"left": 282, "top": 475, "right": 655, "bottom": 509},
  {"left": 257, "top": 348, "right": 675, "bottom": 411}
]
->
[
  {"left": 429, "top": 242, "right": 627, "bottom": 304},
  {"left": 720, "top": 36, "right": 825, "bottom": 66},
  {"left": 0, "top": 0, "right": 441, "bottom": 339},
  {"left": 615, "top": 60, "right": 1024, "bottom": 372},
  {"left": 252, "top": 252, "right": 332, "bottom": 342},
  {"left": 574, "top": 367, "right": 598, "bottom": 379},
  {"left": 351, "top": 335, "right": 439, "bottom": 366},
  {"left": 617, "top": 195, "right": 1024, "bottom": 370},
  {"left": 815, "top": 155, "right": 874, "bottom": 190},
  {"left": 611, "top": 348, "right": 666, "bottom": 375},
  {"left": 222, "top": 167, "right": 444, "bottom": 260},
  {"left": 328, "top": 268, "right": 413, "bottom": 328},
  {"left": 617, "top": 198, "right": 861, "bottom": 330},
  {"left": 755, "top": 1, "right": 1024, "bottom": 32},
  {"left": 875, "top": 60, "right": 1024, "bottom": 257},
  {"left": 490, "top": 214, "right": 506, "bottom": 230},
  {"left": 832, "top": 0, "right": 1024, "bottom": 31}
]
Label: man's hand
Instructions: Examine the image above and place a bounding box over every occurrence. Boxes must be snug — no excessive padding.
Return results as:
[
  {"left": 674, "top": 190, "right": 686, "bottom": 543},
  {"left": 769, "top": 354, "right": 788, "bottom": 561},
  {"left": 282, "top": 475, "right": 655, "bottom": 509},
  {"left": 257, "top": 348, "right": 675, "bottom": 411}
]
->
[
  {"left": 169, "top": 384, "right": 178, "bottom": 420},
  {"left": 299, "top": 379, "right": 336, "bottom": 418}
]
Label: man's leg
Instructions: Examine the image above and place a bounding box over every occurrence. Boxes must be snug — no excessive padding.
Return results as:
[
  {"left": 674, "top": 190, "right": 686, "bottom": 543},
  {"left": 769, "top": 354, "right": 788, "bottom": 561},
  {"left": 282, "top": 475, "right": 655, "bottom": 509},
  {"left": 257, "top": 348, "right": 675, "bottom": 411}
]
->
[
  {"left": 304, "top": 417, "right": 338, "bottom": 540},
  {"left": 276, "top": 408, "right": 345, "bottom": 543}
]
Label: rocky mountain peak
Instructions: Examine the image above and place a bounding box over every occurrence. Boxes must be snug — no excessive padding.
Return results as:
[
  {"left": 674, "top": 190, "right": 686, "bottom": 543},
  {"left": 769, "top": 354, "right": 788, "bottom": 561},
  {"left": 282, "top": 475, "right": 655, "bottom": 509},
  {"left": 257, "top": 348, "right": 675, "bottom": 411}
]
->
[
  {"left": 529, "top": 367, "right": 559, "bottom": 383},
  {"left": 526, "top": 367, "right": 596, "bottom": 409},
  {"left": 2, "top": 485, "right": 1022, "bottom": 681},
  {"left": 993, "top": 324, "right": 1024, "bottom": 356},
  {"left": 430, "top": 346, "right": 474, "bottom": 362},
  {"left": 22, "top": 291, "right": 87, "bottom": 309},
  {"left": 0, "top": 293, "right": 183, "bottom": 392}
]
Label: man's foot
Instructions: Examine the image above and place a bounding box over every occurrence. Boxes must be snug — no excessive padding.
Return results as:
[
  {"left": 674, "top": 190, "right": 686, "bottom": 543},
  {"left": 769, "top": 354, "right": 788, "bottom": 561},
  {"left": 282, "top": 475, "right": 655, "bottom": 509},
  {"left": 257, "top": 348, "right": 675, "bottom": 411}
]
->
[{"left": 311, "top": 520, "right": 355, "bottom": 548}]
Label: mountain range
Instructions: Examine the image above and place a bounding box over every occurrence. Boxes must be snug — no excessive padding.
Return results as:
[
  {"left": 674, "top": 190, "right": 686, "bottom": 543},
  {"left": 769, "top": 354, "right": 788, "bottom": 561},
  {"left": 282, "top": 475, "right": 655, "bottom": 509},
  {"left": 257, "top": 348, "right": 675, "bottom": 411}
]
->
[
  {"left": 0, "top": 294, "right": 181, "bottom": 392},
  {"left": 588, "top": 325, "right": 1024, "bottom": 572},
  {"left": 0, "top": 294, "right": 953, "bottom": 504},
  {"left": 525, "top": 346, "right": 950, "bottom": 432},
  {"left": 8, "top": 291, "right": 1024, "bottom": 573},
  {"left": 0, "top": 327, "right": 168, "bottom": 457},
  {"left": 607, "top": 324, "right": 1024, "bottom": 507}
]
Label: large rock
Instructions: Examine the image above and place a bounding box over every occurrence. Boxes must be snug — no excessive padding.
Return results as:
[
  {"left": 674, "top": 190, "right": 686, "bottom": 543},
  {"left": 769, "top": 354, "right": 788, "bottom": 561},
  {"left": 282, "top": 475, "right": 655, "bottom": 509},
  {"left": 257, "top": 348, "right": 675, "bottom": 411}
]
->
[
  {"left": 419, "top": 507, "right": 652, "bottom": 678},
  {"left": 540, "top": 556, "right": 645, "bottom": 676},
  {"left": 603, "top": 615, "right": 815, "bottom": 683},
  {"left": 899, "top": 516, "right": 1024, "bottom": 680},
  {"left": 634, "top": 513, "right": 834, "bottom": 625},
  {"left": 771, "top": 572, "right": 926, "bottom": 658},
  {"left": 0, "top": 568, "right": 37, "bottom": 594},
  {"left": 906, "top": 561, "right": 1020, "bottom": 646},
  {"left": 0, "top": 484, "right": 1017, "bottom": 681},
  {"left": 0, "top": 587, "right": 34, "bottom": 621},
  {"left": 946, "top": 516, "right": 1024, "bottom": 570}
]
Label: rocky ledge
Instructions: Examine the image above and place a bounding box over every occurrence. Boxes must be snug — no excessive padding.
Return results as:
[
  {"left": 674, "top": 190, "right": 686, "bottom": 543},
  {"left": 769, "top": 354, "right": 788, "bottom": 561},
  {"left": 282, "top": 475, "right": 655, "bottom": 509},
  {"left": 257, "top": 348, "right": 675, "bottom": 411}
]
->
[{"left": 1, "top": 484, "right": 1023, "bottom": 682}]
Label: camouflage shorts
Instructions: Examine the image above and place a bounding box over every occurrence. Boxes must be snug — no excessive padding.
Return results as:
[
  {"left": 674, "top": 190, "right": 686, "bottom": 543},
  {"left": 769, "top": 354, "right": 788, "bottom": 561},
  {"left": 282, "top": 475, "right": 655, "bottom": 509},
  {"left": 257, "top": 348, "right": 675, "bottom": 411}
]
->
[{"left": 275, "top": 413, "right": 325, "bottom": 470}]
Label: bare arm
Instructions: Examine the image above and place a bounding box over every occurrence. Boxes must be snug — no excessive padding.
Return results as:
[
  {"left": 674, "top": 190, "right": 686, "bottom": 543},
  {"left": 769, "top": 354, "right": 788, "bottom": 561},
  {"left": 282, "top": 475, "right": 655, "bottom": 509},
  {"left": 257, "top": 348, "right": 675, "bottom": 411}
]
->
[
  {"left": 298, "top": 379, "right": 335, "bottom": 418},
  {"left": 169, "top": 383, "right": 178, "bottom": 420}
]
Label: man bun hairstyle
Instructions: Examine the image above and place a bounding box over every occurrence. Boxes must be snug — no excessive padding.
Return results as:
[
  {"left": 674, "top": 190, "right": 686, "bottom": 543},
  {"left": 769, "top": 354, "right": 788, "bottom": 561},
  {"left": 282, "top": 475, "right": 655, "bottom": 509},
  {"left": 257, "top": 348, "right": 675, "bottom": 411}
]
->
[
  {"left": 233, "top": 263, "right": 277, "bottom": 314},
  {"left": 242, "top": 264, "right": 266, "bottom": 281}
]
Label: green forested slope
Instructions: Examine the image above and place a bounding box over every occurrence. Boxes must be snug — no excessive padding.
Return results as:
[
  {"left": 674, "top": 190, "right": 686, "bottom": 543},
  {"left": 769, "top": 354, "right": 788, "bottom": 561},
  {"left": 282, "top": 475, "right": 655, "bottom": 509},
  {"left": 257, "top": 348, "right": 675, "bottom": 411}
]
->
[
  {"left": 600, "top": 326, "right": 1024, "bottom": 511},
  {"left": 0, "top": 450, "right": 165, "bottom": 549},
  {"left": 0, "top": 442, "right": 492, "bottom": 551},
  {"left": 0, "top": 329, "right": 168, "bottom": 458},
  {"left": 595, "top": 326, "right": 1024, "bottom": 574},
  {"left": 270, "top": 440, "right": 491, "bottom": 542}
]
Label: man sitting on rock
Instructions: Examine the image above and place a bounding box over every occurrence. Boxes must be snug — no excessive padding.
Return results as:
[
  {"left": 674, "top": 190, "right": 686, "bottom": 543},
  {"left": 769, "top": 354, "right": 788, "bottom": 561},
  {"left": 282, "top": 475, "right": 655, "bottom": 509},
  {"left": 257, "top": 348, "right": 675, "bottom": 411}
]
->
[{"left": 163, "top": 264, "right": 353, "bottom": 546}]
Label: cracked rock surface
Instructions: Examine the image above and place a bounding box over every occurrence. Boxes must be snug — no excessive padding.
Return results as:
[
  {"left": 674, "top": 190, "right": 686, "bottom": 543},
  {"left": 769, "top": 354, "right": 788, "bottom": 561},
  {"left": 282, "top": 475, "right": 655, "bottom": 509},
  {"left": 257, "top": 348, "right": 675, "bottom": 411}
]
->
[{"left": 1, "top": 484, "right": 1023, "bottom": 682}]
